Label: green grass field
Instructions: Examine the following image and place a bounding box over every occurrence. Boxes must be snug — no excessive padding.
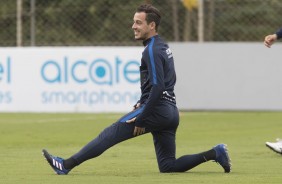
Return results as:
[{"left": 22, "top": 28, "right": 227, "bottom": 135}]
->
[{"left": 0, "top": 112, "right": 282, "bottom": 184}]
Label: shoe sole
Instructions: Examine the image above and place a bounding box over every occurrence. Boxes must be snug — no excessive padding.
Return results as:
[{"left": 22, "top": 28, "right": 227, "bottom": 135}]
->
[
  {"left": 220, "top": 144, "right": 232, "bottom": 173},
  {"left": 222, "top": 145, "right": 232, "bottom": 173},
  {"left": 265, "top": 144, "right": 282, "bottom": 155},
  {"left": 215, "top": 144, "right": 232, "bottom": 173}
]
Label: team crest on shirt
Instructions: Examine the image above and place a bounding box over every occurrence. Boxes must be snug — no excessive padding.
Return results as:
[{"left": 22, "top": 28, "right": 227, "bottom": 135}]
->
[{"left": 166, "top": 48, "right": 173, "bottom": 59}]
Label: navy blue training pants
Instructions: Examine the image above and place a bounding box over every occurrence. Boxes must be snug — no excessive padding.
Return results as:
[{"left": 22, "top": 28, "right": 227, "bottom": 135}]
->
[{"left": 71, "top": 101, "right": 207, "bottom": 172}]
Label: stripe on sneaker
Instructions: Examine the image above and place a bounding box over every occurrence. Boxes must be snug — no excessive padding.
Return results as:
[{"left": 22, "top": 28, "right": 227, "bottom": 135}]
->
[
  {"left": 53, "top": 158, "right": 62, "bottom": 171},
  {"left": 59, "top": 163, "right": 62, "bottom": 170},
  {"left": 55, "top": 160, "right": 59, "bottom": 168}
]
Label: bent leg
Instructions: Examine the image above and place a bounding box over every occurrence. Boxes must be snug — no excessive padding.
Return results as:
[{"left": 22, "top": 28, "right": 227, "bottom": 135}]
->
[
  {"left": 152, "top": 130, "right": 215, "bottom": 173},
  {"left": 171, "top": 150, "right": 215, "bottom": 172},
  {"left": 152, "top": 130, "right": 176, "bottom": 172}
]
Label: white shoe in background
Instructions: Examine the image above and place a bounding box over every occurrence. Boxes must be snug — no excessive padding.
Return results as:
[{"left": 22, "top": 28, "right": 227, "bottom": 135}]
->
[{"left": 266, "top": 138, "right": 282, "bottom": 154}]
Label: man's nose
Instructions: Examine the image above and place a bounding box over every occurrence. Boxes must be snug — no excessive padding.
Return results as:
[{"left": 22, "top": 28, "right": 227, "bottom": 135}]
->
[{"left": 132, "top": 23, "right": 136, "bottom": 29}]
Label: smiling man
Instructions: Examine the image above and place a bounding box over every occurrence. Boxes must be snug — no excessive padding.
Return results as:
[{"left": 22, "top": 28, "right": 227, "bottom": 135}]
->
[{"left": 42, "top": 4, "right": 231, "bottom": 175}]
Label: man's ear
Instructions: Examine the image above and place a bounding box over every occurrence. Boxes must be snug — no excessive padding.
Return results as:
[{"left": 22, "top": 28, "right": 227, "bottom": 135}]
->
[{"left": 150, "top": 22, "right": 156, "bottom": 31}]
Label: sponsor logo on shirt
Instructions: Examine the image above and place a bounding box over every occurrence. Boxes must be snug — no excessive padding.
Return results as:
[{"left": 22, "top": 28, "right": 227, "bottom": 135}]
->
[{"left": 166, "top": 48, "right": 173, "bottom": 59}]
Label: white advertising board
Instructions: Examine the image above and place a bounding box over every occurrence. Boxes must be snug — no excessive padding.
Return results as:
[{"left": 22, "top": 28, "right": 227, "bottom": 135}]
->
[
  {"left": 171, "top": 43, "right": 282, "bottom": 111},
  {"left": 0, "top": 47, "right": 143, "bottom": 112},
  {"left": 1, "top": 43, "right": 282, "bottom": 112}
]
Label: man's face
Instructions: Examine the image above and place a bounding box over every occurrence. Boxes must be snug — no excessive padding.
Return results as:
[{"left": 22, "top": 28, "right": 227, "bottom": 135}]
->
[{"left": 132, "top": 12, "right": 151, "bottom": 40}]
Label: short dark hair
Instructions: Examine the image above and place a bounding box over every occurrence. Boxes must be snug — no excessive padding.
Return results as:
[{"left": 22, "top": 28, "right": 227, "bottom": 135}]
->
[{"left": 136, "top": 4, "right": 161, "bottom": 32}]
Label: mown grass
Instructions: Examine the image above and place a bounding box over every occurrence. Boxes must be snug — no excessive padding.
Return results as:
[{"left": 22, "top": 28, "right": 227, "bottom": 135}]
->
[{"left": 0, "top": 112, "right": 281, "bottom": 184}]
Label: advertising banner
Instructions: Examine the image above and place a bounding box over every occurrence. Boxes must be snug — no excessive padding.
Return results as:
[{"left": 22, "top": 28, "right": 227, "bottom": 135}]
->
[
  {"left": 2, "top": 43, "right": 282, "bottom": 112},
  {"left": 171, "top": 43, "right": 282, "bottom": 111},
  {"left": 0, "top": 47, "right": 143, "bottom": 112}
]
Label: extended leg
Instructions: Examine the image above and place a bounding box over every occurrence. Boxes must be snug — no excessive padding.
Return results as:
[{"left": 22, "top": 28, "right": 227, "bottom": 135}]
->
[
  {"left": 64, "top": 108, "right": 146, "bottom": 170},
  {"left": 71, "top": 121, "right": 136, "bottom": 165}
]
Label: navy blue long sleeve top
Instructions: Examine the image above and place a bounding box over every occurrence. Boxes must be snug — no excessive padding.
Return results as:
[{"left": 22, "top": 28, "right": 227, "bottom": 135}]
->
[
  {"left": 276, "top": 28, "right": 282, "bottom": 39},
  {"left": 135, "top": 35, "right": 177, "bottom": 127}
]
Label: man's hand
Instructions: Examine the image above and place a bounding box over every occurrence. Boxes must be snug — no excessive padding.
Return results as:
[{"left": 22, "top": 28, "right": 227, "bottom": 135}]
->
[
  {"left": 133, "top": 126, "right": 145, "bottom": 136},
  {"left": 264, "top": 34, "right": 278, "bottom": 48},
  {"left": 126, "top": 117, "right": 145, "bottom": 136}
]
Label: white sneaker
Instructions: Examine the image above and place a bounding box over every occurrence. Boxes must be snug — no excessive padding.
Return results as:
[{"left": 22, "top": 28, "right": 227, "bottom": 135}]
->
[{"left": 266, "top": 139, "right": 282, "bottom": 154}]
